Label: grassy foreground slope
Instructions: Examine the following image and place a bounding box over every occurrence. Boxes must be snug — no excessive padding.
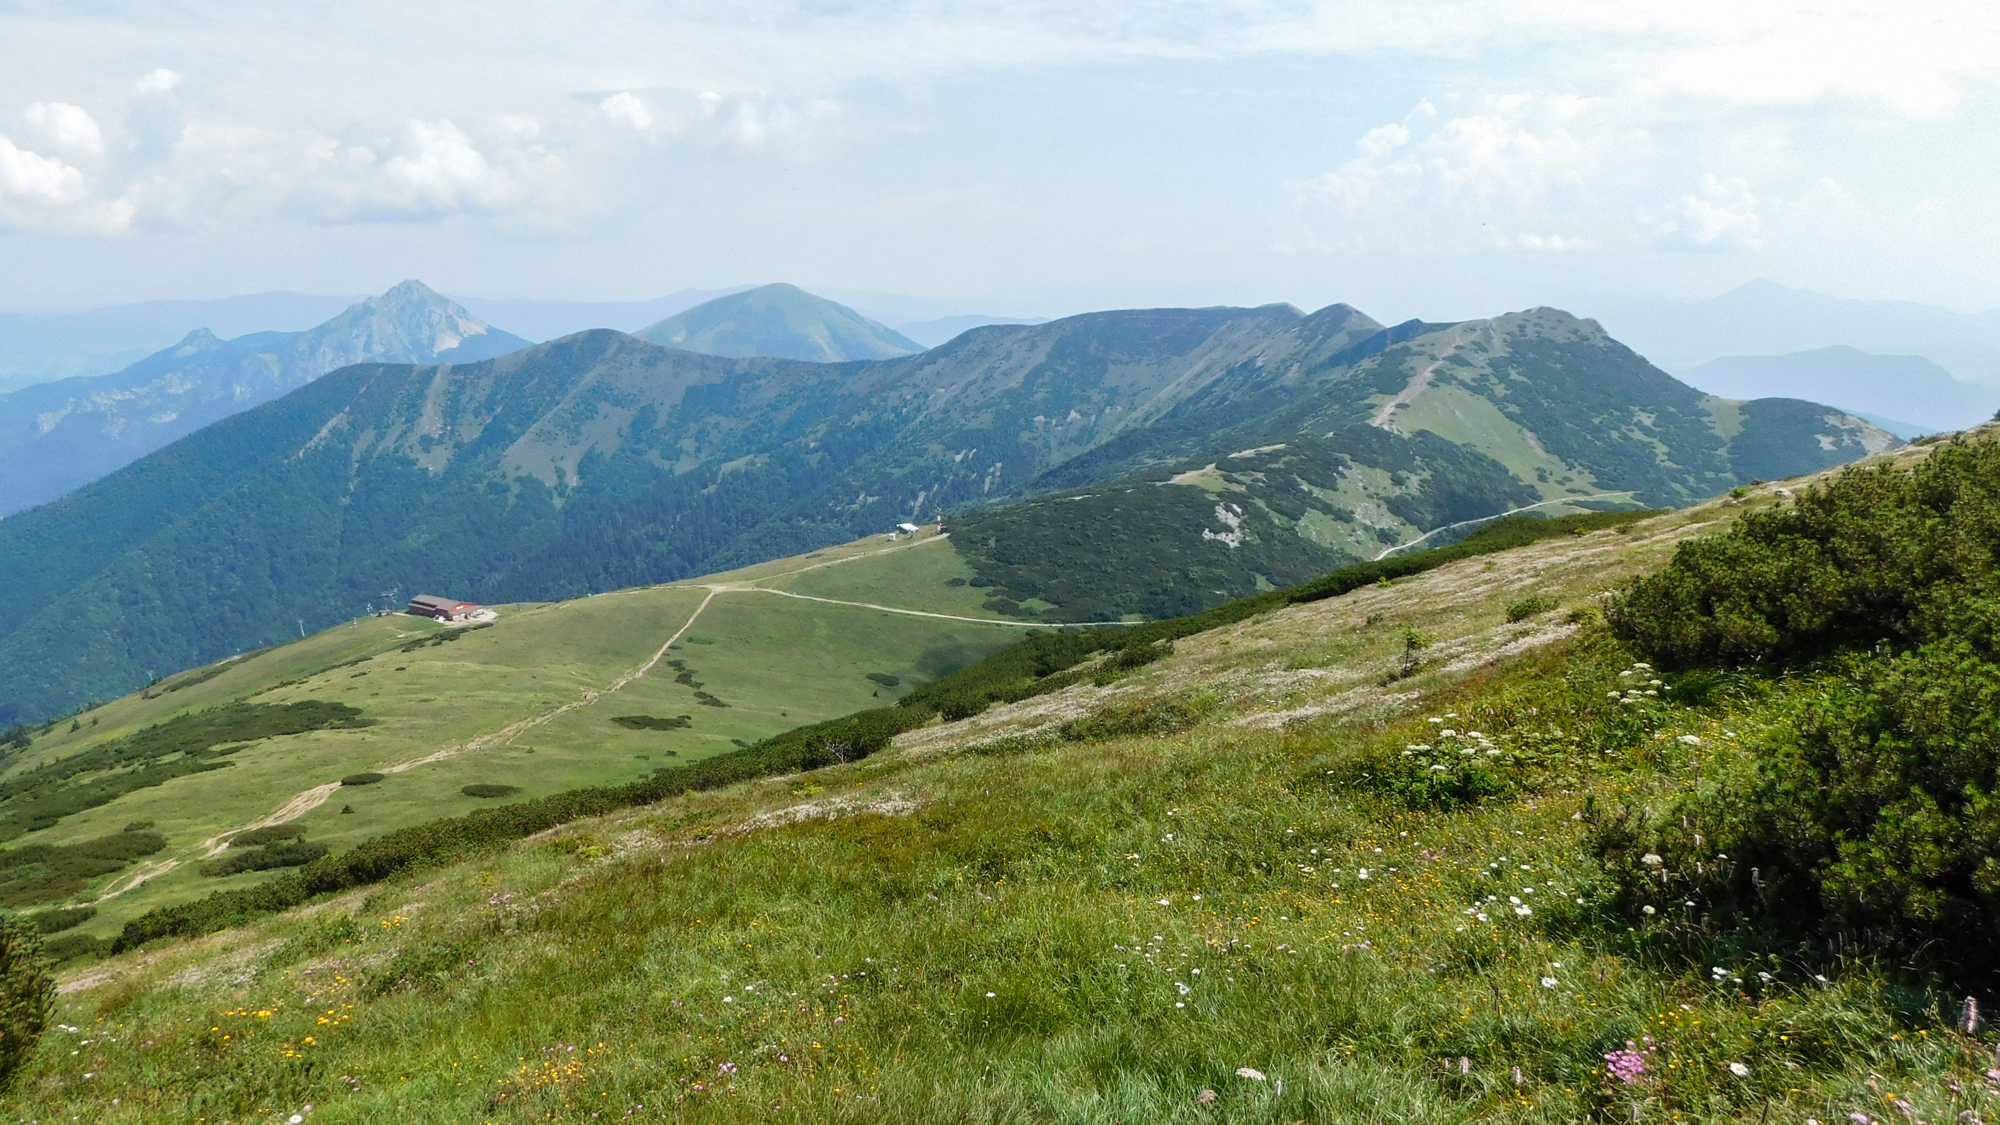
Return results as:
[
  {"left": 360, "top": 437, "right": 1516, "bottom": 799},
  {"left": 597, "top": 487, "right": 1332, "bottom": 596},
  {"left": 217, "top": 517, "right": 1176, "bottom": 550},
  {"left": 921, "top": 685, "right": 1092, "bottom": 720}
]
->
[
  {"left": 14, "top": 443, "right": 1998, "bottom": 1123},
  {"left": 0, "top": 529, "right": 1025, "bottom": 938}
]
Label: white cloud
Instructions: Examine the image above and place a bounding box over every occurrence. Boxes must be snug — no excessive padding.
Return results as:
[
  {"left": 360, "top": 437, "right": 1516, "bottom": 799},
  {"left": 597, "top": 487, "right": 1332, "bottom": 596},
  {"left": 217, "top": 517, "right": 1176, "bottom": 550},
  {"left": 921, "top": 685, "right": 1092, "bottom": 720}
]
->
[
  {"left": 598, "top": 88, "right": 842, "bottom": 157},
  {"left": 1286, "top": 97, "right": 1610, "bottom": 253},
  {"left": 0, "top": 133, "right": 136, "bottom": 234},
  {"left": 0, "top": 135, "right": 86, "bottom": 204},
  {"left": 24, "top": 103, "right": 104, "bottom": 158},
  {"left": 291, "top": 118, "right": 571, "bottom": 224},
  {"left": 133, "top": 68, "right": 182, "bottom": 95},
  {"left": 599, "top": 92, "right": 651, "bottom": 131},
  {"left": 1644, "top": 174, "right": 1762, "bottom": 251}
]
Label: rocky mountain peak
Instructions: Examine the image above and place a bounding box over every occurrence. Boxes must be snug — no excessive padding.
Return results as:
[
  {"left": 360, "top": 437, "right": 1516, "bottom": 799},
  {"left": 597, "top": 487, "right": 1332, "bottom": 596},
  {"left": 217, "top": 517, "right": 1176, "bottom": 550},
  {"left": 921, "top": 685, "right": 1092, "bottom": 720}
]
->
[
  {"left": 170, "top": 328, "right": 226, "bottom": 356},
  {"left": 305, "top": 280, "right": 523, "bottom": 364}
]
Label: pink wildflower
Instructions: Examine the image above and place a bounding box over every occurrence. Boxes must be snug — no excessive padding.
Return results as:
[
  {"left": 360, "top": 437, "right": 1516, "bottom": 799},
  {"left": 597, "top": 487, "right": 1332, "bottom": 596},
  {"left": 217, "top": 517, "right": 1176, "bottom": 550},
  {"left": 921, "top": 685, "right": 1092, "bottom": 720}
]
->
[{"left": 1604, "top": 1042, "right": 1650, "bottom": 1085}]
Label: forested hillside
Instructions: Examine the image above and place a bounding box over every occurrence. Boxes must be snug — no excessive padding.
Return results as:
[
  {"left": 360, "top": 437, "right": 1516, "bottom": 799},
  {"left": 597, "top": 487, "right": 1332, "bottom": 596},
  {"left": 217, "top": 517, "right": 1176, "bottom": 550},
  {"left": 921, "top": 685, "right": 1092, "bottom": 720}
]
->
[
  {"left": 0, "top": 302, "right": 1893, "bottom": 722},
  {"left": 948, "top": 309, "right": 1899, "bottom": 620}
]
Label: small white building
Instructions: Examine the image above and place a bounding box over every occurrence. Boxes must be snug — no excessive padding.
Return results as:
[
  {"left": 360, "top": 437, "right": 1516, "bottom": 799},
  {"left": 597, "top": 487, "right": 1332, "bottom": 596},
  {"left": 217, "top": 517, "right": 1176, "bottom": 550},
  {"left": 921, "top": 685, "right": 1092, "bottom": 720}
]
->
[{"left": 897, "top": 522, "right": 921, "bottom": 534}]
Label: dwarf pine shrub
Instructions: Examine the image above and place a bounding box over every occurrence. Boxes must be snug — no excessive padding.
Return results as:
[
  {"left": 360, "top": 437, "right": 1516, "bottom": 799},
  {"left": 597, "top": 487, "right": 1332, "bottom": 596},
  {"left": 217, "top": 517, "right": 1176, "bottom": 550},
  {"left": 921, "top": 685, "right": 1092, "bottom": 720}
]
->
[
  {"left": 0, "top": 914, "right": 53, "bottom": 1092},
  {"left": 229, "top": 823, "right": 307, "bottom": 848},
  {"left": 1601, "top": 437, "right": 2000, "bottom": 986},
  {"left": 200, "top": 838, "right": 329, "bottom": 877},
  {"left": 1593, "top": 644, "right": 2000, "bottom": 987},
  {"left": 1505, "top": 595, "right": 1559, "bottom": 623},
  {"left": 1058, "top": 695, "right": 1210, "bottom": 743},
  {"left": 1609, "top": 437, "right": 2000, "bottom": 669},
  {"left": 24, "top": 906, "right": 93, "bottom": 934}
]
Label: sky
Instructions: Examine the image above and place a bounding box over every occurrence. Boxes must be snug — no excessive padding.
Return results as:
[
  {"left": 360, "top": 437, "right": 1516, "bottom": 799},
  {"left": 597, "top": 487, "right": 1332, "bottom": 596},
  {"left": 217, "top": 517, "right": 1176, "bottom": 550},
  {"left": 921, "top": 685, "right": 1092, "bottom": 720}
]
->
[{"left": 0, "top": 1, "right": 1995, "bottom": 323}]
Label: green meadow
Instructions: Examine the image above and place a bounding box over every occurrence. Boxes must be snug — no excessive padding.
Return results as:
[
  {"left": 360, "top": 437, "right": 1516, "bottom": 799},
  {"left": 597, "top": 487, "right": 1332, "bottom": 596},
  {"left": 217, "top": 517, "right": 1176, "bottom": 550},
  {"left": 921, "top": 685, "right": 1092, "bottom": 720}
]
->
[{"left": 0, "top": 529, "right": 1024, "bottom": 939}]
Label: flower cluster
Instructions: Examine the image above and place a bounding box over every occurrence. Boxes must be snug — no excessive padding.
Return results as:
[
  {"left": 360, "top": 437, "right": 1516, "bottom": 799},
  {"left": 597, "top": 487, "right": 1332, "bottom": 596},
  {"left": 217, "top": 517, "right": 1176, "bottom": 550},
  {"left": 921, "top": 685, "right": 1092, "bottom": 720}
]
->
[
  {"left": 1603, "top": 1038, "right": 1657, "bottom": 1085},
  {"left": 1608, "top": 663, "right": 1663, "bottom": 705}
]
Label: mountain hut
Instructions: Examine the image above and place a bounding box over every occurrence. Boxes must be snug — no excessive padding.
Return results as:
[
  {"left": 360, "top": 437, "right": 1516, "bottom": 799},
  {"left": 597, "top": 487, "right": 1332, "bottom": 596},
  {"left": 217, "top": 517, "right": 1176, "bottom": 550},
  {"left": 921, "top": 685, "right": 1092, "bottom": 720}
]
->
[{"left": 408, "top": 594, "right": 482, "bottom": 622}]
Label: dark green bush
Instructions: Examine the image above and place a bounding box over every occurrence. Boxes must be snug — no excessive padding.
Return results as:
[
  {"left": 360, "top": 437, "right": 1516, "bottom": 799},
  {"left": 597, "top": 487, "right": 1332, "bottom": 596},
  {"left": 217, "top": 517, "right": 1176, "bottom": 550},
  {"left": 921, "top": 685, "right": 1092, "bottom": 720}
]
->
[
  {"left": 1059, "top": 696, "right": 1209, "bottom": 743},
  {"left": 24, "top": 905, "right": 93, "bottom": 934},
  {"left": 935, "top": 693, "right": 992, "bottom": 722},
  {"left": 1593, "top": 436, "right": 2000, "bottom": 987},
  {"left": 1505, "top": 595, "right": 1559, "bottom": 623},
  {"left": 1610, "top": 438, "right": 2000, "bottom": 669},
  {"left": 341, "top": 772, "right": 386, "bottom": 786},
  {"left": 0, "top": 830, "right": 167, "bottom": 906},
  {"left": 200, "top": 839, "right": 329, "bottom": 877},
  {"left": 0, "top": 915, "right": 53, "bottom": 1091},
  {"left": 612, "top": 714, "right": 690, "bottom": 731},
  {"left": 38, "top": 932, "right": 109, "bottom": 964},
  {"left": 1591, "top": 644, "right": 2000, "bottom": 987},
  {"left": 461, "top": 784, "right": 522, "bottom": 799},
  {"left": 228, "top": 823, "right": 306, "bottom": 848},
  {"left": 1091, "top": 640, "right": 1174, "bottom": 685}
]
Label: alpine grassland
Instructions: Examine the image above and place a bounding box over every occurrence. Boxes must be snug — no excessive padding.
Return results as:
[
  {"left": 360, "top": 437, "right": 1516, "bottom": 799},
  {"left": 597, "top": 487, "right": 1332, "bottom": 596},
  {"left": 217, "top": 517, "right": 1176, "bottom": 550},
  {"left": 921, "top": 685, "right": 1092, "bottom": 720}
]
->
[
  {"left": 0, "top": 529, "right": 1022, "bottom": 942},
  {"left": 10, "top": 440, "right": 2000, "bottom": 1123}
]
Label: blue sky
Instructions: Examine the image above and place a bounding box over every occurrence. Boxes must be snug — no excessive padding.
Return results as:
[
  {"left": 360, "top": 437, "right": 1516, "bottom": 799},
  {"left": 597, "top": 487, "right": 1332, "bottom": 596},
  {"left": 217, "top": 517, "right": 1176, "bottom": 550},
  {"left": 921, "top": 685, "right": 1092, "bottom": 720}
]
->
[{"left": 0, "top": 1, "right": 1994, "bottom": 321}]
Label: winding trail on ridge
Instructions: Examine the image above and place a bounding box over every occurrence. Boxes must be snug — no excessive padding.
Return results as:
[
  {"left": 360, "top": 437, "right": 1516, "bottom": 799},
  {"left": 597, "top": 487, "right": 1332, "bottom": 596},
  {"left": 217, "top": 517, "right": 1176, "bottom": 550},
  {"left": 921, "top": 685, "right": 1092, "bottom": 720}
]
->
[{"left": 1370, "top": 324, "right": 1467, "bottom": 430}]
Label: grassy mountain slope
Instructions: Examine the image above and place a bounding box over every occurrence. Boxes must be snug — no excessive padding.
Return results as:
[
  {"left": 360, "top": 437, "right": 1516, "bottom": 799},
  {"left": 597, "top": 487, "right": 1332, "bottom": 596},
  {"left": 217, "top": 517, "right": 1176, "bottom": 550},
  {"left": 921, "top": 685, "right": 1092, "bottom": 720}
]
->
[
  {"left": 13, "top": 446, "right": 1988, "bottom": 1122},
  {"left": 0, "top": 301, "right": 1892, "bottom": 724},
  {"left": 636, "top": 284, "right": 923, "bottom": 361},
  {"left": 0, "top": 305, "right": 1377, "bottom": 722},
  {"left": 0, "top": 281, "right": 530, "bottom": 517},
  {"left": 946, "top": 309, "right": 1897, "bottom": 622},
  {"left": 0, "top": 530, "right": 1028, "bottom": 932}
]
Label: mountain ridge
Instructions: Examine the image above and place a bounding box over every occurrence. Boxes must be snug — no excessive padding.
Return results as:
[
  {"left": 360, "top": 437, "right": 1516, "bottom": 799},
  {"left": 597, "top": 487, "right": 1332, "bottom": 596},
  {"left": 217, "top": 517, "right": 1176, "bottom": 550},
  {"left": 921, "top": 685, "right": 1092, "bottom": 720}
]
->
[
  {"left": 0, "top": 300, "right": 1894, "bottom": 723},
  {"left": 0, "top": 282, "right": 531, "bottom": 517}
]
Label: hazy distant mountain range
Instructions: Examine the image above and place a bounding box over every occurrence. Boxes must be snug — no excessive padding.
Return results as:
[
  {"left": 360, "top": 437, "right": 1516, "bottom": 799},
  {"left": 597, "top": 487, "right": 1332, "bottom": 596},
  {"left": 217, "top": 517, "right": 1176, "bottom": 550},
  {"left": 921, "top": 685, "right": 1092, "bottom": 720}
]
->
[
  {"left": 0, "top": 292, "right": 365, "bottom": 393},
  {"left": 0, "top": 298, "right": 1893, "bottom": 722},
  {"left": 0, "top": 282, "right": 530, "bottom": 516},
  {"left": 1677, "top": 346, "right": 2000, "bottom": 436},
  {"left": 1591, "top": 279, "right": 2000, "bottom": 384},
  {"left": 634, "top": 284, "right": 924, "bottom": 362}
]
